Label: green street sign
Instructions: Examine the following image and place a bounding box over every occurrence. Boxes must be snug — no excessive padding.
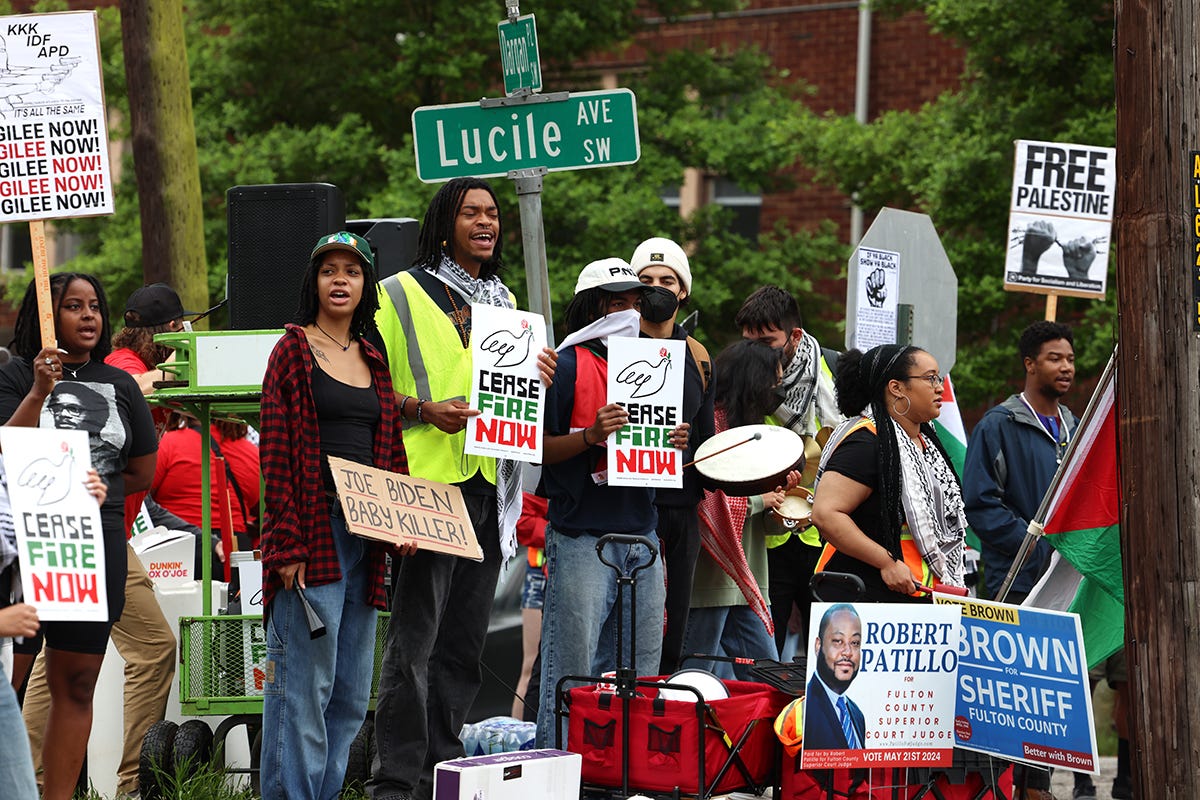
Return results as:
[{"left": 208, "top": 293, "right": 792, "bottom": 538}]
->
[
  {"left": 412, "top": 89, "right": 641, "bottom": 183},
  {"left": 498, "top": 14, "right": 541, "bottom": 95}
]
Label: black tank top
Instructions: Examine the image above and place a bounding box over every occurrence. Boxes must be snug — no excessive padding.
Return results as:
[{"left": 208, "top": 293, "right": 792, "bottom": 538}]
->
[{"left": 311, "top": 363, "right": 380, "bottom": 492}]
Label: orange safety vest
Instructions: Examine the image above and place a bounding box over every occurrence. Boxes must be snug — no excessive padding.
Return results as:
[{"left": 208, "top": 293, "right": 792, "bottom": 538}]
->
[{"left": 814, "top": 418, "right": 934, "bottom": 597}]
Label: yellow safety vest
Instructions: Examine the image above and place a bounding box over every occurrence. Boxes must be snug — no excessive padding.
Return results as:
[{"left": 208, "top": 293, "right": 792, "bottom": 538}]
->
[{"left": 376, "top": 272, "right": 497, "bottom": 486}]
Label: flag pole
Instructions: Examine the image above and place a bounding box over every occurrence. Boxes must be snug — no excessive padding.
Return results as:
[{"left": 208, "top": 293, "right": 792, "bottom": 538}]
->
[{"left": 994, "top": 347, "right": 1118, "bottom": 603}]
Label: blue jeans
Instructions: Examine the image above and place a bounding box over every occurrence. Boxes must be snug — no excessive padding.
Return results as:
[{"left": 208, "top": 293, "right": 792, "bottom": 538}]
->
[
  {"left": 261, "top": 516, "right": 377, "bottom": 800},
  {"left": 681, "top": 605, "right": 778, "bottom": 681},
  {"left": 370, "top": 491, "right": 502, "bottom": 800},
  {"left": 0, "top": 661, "right": 37, "bottom": 800},
  {"left": 535, "top": 526, "right": 665, "bottom": 748}
]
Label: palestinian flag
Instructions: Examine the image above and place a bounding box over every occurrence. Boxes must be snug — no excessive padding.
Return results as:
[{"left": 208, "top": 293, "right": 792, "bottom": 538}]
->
[
  {"left": 932, "top": 374, "right": 979, "bottom": 554},
  {"left": 1030, "top": 351, "right": 1123, "bottom": 667},
  {"left": 932, "top": 373, "right": 967, "bottom": 476}
]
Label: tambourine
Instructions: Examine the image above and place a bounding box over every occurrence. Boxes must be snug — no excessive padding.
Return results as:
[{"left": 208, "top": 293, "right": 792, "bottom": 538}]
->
[{"left": 772, "top": 487, "right": 815, "bottom": 529}]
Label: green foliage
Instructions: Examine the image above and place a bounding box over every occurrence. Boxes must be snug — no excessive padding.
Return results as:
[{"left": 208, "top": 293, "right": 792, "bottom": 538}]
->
[
  {"left": 792, "top": 0, "right": 1117, "bottom": 414},
  {"left": 53, "top": 0, "right": 834, "bottom": 352}
]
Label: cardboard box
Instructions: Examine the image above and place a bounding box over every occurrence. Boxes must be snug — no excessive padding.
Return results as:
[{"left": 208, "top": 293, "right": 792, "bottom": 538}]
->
[{"left": 433, "top": 749, "right": 581, "bottom": 800}]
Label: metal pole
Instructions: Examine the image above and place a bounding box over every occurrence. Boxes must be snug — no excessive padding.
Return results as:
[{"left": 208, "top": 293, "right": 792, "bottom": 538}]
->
[{"left": 510, "top": 166, "right": 555, "bottom": 346}]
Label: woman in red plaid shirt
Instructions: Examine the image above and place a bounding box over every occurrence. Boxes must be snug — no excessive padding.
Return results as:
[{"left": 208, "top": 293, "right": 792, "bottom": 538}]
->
[{"left": 258, "top": 232, "right": 416, "bottom": 800}]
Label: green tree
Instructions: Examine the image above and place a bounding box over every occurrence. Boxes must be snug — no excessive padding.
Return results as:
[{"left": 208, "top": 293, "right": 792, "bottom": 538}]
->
[
  {"left": 54, "top": 0, "right": 842, "bottom": 349},
  {"left": 791, "top": 0, "right": 1117, "bottom": 413}
]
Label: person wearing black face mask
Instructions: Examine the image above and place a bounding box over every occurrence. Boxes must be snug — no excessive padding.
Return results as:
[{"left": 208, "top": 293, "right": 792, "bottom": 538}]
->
[{"left": 630, "top": 237, "right": 716, "bottom": 674}]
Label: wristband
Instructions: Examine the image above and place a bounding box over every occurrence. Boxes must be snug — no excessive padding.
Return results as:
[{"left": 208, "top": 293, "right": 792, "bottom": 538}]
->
[
  {"left": 581, "top": 427, "right": 592, "bottom": 446},
  {"left": 416, "top": 398, "right": 426, "bottom": 423},
  {"left": 399, "top": 395, "right": 411, "bottom": 419}
]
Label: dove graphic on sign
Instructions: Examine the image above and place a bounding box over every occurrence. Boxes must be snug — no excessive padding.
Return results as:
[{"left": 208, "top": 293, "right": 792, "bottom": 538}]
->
[
  {"left": 616, "top": 348, "right": 672, "bottom": 399},
  {"left": 480, "top": 320, "right": 533, "bottom": 368},
  {"left": 17, "top": 444, "right": 78, "bottom": 506}
]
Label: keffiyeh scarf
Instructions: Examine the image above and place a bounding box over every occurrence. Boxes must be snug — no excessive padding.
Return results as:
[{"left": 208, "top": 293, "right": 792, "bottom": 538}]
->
[
  {"left": 889, "top": 416, "right": 967, "bottom": 587},
  {"left": 426, "top": 255, "right": 520, "bottom": 559},
  {"left": 776, "top": 331, "right": 840, "bottom": 437}
]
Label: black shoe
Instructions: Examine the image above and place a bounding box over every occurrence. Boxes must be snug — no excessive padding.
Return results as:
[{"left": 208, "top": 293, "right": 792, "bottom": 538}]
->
[
  {"left": 1111, "top": 775, "right": 1133, "bottom": 800},
  {"left": 1071, "top": 775, "right": 1097, "bottom": 800}
]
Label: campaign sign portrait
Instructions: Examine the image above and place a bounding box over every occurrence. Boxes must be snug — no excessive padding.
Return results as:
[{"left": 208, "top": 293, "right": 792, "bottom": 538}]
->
[
  {"left": 851, "top": 246, "right": 900, "bottom": 351},
  {"left": 0, "top": 11, "right": 115, "bottom": 223},
  {"left": 0, "top": 427, "right": 106, "bottom": 621},
  {"left": 935, "top": 595, "right": 1099, "bottom": 774},
  {"left": 801, "top": 602, "right": 960, "bottom": 770},
  {"left": 1004, "top": 139, "right": 1115, "bottom": 298},
  {"left": 465, "top": 304, "right": 547, "bottom": 463},
  {"left": 605, "top": 335, "right": 685, "bottom": 489}
]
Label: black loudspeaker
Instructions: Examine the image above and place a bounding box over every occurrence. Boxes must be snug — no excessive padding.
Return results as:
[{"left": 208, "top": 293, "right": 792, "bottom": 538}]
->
[
  {"left": 346, "top": 218, "right": 420, "bottom": 280},
  {"left": 226, "top": 183, "right": 345, "bottom": 330}
]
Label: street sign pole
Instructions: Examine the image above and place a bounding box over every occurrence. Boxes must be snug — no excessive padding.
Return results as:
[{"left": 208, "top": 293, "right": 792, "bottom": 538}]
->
[
  {"left": 511, "top": 166, "right": 553, "bottom": 345},
  {"left": 478, "top": 88, "right": 566, "bottom": 345}
]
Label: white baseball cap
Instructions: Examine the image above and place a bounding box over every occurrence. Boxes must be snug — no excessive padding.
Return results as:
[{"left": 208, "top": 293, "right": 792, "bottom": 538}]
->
[
  {"left": 573, "top": 258, "right": 645, "bottom": 295},
  {"left": 630, "top": 237, "right": 692, "bottom": 295}
]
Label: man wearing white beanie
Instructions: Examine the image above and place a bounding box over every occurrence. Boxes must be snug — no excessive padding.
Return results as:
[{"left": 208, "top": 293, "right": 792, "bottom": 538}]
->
[{"left": 630, "top": 237, "right": 715, "bottom": 674}]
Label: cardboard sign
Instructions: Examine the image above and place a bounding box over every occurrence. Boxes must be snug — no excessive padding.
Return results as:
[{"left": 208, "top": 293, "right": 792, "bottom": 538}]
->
[
  {"left": 0, "top": 11, "right": 114, "bottom": 222},
  {"left": 935, "top": 595, "right": 1099, "bottom": 774},
  {"left": 852, "top": 246, "right": 900, "bottom": 351},
  {"left": 605, "top": 336, "right": 685, "bottom": 488},
  {"left": 801, "top": 601, "right": 960, "bottom": 770},
  {"left": 0, "top": 427, "right": 106, "bottom": 621},
  {"left": 328, "top": 456, "right": 482, "bottom": 561},
  {"left": 1004, "top": 139, "right": 1115, "bottom": 298},
  {"left": 465, "top": 305, "right": 547, "bottom": 463}
]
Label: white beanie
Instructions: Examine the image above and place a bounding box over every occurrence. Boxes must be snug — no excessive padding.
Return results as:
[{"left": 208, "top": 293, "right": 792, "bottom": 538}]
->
[{"left": 630, "top": 237, "right": 692, "bottom": 295}]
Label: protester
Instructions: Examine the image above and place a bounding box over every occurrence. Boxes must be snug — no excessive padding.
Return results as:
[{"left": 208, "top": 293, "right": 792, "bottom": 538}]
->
[
  {"left": 736, "top": 286, "right": 841, "bottom": 646},
  {"left": 964, "top": 321, "right": 1076, "bottom": 601},
  {"left": 17, "top": 283, "right": 199, "bottom": 798},
  {"left": 370, "top": 178, "right": 555, "bottom": 800},
  {"left": 107, "top": 282, "right": 198, "bottom": 396},
  {"left": 630, "top": 236, "right": 715, "bottom": 674},
  {"left": 535, "top": 258, "right": 689, "bottom": 748},
  {"left": 962, "top": 321, "right": 1084, "bottom": 800},
  {"left": 0, "top": 273, "right": 157, "bottom": 800},
  {"left": 152, "top": 414, "right": 260, "bottom": 570},
  {"left": 258, "top": 231, "right": 414, "bottom": 800},
  {"left": 811, "top": 344, "right": 966, "bottom": 601},
  {"left": 686, "top": 340, "right": 796, "bottom": 680}
]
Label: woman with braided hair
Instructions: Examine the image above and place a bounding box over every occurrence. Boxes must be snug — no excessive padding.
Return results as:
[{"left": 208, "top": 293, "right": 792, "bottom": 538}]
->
[{"left": 810, "top": 344, "right": 966, "bottom": 602}]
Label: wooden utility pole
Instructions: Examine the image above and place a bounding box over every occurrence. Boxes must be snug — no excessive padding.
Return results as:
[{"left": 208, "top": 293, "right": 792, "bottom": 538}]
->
[
  {"left": 119, "top": 0, "right": 208, "bottom": 315},
  {"left": 1115, "top": 1, "right": 1200, "bottom": 798}
]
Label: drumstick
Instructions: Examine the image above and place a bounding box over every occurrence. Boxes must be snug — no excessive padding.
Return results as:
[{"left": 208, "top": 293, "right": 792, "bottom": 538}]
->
[{"left": 683, "top": 432, "right": 761, "bottom": 469}]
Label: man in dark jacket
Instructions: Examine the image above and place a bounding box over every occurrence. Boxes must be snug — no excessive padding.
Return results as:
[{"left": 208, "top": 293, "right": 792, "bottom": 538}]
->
[
  {"left": 964, "top": 321, "right": 1077, "bottom": 603},
  {"left": 963, "top": 320, "right": 1076, "bottom": 800}
]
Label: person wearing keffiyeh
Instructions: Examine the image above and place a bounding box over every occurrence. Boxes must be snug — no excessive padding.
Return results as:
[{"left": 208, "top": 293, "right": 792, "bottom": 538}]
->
[
  {"left": 735, "top": 285, "right": 842, "bottom": 650},
  {"left": 370, "top": 179, "right": 556, "bottom": 800},
  {"left": 811, "top": 344, "right": 967, "bottom": 602},
  {"left": 688, "top": 340, "right": 799, "bottom": 681}
]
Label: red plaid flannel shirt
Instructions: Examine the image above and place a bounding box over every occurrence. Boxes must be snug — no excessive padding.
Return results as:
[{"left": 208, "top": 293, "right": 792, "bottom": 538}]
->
[{"left": 259, "top": 325, "right": 407, "bottom": 611}]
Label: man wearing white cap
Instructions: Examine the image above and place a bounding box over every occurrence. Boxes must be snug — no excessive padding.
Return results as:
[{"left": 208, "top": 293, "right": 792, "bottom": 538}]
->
[
  {"left": 630, "top": 237, "right": 715, "bottom": 674},
  {"left": 535, "top": 258, "right": 689, "bottom": 748}
]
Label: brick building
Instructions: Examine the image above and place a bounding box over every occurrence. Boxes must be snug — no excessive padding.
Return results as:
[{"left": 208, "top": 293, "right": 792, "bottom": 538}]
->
[{"left": 579, "top": 1, "right": 963, "bottom": 242}]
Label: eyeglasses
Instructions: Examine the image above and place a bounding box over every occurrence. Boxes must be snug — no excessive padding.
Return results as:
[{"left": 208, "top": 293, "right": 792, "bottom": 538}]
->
[{"left": 904, "top": 373, "right": 944, "bottom": 389}]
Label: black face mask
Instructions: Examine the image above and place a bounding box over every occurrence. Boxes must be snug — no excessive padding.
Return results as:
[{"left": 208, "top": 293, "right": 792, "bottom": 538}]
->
[{"left": 639, "top": 285, "right": 680, "bottom": 324}]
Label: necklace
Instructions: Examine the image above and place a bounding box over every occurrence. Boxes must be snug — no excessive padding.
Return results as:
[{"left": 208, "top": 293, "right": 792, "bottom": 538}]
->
[
  {"left": 444, "top": 285, "right": 470, "bottom": 348},
  {"left": 313, "top": 321, "right": 351, "bottom": 351},
  {"left": 62, "top": 358, "right": 91, "bottom": 379}
]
